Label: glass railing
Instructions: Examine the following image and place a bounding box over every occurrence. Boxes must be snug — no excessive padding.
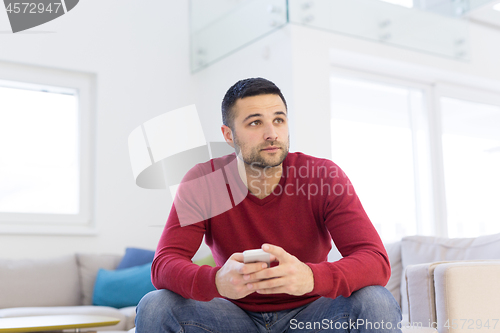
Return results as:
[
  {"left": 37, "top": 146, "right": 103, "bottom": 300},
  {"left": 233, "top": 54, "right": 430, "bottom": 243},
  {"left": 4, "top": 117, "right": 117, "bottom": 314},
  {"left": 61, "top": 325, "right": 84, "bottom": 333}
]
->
[
  {"left": 190, "top": 0, "right": 288, "bottom": 72},
  {"left": 288, "top": 0, "right": 469, "bottom": 60},
  {"left": 189, "top": 0, "right": 488, "bottom": 72},
  {"left": 413, "top": 0, "right": 494, "bottom": 16}
]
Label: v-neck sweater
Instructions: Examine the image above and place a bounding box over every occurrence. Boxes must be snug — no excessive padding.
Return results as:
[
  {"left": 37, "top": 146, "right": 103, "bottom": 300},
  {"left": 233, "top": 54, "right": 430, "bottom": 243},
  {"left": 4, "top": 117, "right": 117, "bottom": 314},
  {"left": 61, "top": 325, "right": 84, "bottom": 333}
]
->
[{"left": 152, "top": 152, "right": 390, "bottom": 312}]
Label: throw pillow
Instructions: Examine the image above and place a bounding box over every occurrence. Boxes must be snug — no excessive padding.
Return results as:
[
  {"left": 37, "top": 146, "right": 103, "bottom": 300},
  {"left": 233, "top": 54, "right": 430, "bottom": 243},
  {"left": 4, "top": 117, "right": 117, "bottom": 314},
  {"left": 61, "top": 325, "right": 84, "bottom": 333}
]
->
[
  {"left": 93, "top": 263, "right": 155, "bottom": 308},
  {"left": 116, "top": 247, "right": 155, "bottom": 270}
]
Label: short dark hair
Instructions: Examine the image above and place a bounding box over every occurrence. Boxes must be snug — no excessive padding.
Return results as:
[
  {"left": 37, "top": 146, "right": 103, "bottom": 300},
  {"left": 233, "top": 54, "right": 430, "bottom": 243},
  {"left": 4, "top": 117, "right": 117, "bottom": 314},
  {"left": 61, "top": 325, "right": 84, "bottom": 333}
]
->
[{"left": 221, "top": 77, "right": 287, "bottom": 130}]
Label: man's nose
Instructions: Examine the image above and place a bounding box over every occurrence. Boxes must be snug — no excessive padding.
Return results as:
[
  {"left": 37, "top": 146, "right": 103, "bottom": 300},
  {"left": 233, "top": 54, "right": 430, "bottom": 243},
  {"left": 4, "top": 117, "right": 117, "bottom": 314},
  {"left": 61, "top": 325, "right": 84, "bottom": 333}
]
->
[{"left": 263, "top": 122, "right": 278, "bottom": 141}]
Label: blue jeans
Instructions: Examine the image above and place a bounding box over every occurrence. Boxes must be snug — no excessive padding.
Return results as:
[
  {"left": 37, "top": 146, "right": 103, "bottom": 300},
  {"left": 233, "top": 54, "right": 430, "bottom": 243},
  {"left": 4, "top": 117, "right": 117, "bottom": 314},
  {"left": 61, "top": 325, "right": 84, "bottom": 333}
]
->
[{"left": 135, "top": 285, "right": 402, "bottom": 333}]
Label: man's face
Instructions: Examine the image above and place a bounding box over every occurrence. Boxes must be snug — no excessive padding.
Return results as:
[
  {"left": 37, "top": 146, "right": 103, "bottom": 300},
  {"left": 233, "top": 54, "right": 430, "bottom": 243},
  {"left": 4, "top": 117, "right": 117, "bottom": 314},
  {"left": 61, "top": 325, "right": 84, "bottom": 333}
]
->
[{"left": 222, "top": 94, "right": 289, "bottom": 169}]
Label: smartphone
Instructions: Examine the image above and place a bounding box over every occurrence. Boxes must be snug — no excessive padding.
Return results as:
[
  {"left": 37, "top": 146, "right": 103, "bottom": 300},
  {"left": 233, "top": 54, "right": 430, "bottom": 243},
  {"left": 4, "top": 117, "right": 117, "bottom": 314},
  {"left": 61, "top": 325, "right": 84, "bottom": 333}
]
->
[{"left": 243, "top": 249, "right": 270, "bottom": 268}]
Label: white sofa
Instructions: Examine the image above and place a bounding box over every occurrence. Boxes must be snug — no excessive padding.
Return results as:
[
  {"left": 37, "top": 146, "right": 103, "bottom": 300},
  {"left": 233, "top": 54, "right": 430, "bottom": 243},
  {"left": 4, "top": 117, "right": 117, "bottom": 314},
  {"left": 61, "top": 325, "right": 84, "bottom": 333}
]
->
[
  {"left": 0, "top": 253, "right": 136, "bottom": 332},
  {"left": 2, "top": 232, "right": 499, "bottom": 333},
  {"left": 383, "top": 232, "right": 500, "bottom": 332}
]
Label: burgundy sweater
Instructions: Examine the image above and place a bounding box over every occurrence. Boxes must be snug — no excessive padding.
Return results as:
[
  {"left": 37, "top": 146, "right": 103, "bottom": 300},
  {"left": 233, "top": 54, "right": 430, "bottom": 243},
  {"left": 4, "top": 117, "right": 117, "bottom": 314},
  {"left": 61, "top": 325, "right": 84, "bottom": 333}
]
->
[{"left": 152, "top": 152, "right": 390, "bottom": 312}]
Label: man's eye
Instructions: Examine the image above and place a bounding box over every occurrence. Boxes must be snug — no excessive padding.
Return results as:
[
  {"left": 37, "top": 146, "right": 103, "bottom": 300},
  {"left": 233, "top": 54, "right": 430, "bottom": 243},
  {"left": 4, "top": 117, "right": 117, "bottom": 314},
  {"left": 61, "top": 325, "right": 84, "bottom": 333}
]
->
[
  {"left": 250, "top": 120, "right": 261, "bottom": 126},
  {"left": 275, "top": 118, "right": 284, "bottom": 123}
]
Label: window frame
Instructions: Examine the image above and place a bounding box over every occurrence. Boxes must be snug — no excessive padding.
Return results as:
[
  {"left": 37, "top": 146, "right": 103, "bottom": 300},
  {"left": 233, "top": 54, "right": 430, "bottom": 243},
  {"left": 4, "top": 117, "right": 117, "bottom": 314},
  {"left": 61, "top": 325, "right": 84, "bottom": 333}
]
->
[{"left": 0, "top": 61, "right": 96, "bottom": 235}]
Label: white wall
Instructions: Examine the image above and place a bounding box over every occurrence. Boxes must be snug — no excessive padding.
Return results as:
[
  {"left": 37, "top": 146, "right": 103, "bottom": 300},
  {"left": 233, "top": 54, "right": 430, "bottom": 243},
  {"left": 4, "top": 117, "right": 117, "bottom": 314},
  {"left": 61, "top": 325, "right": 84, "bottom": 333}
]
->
[
  {"left": 0, "top": 0, "right": 194, "bottom": 258},
  {"left": 1, "top": 1, "right": 500, "bottom": 259}
]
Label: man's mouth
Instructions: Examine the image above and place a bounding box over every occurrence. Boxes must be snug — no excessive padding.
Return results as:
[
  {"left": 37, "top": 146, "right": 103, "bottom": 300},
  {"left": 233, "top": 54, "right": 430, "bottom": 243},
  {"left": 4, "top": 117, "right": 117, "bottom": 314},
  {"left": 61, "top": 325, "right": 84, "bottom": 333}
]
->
[{"left": 261, "top": 147, "right": 281, "bottom": 152}]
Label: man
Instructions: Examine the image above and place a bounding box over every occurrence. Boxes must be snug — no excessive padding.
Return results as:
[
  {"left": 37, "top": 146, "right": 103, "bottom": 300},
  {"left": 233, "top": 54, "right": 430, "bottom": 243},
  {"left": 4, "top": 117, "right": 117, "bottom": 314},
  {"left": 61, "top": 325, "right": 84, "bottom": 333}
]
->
[{"left": 136, "top": 78, "right": 401, "bottom": 332}]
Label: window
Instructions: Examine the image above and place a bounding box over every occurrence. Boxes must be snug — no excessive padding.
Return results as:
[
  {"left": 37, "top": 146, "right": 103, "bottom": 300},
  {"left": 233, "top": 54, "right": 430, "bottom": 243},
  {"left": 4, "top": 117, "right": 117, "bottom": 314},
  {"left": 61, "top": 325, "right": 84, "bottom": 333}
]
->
[
  {"left": 330, "top": 70, "right": 500, "bottom": 241},
  {"left": 0, "top": 62, "right": 95, "bottom": 235},
  {"left": 330, "top": 74, "right": 433, "bottom": 242},
  {"left": 438, "top": 86, "right": 500, "bottom": 238},
  {"left": 0, "top": 84, "right": 79, "bottom": 214}
]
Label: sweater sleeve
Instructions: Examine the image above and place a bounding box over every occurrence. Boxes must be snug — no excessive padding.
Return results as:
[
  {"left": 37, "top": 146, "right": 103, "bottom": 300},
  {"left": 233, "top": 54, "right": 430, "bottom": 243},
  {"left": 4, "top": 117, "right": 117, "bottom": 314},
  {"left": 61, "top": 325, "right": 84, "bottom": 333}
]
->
[
  {"left": 305, "top": 162, "right": 391, "bottom": 299},
  {"left": 151, "top": 205, "right": 222, "bottom": 301},
  {"left": 151, "top": 163, "right": 223, "bottom": 301}
]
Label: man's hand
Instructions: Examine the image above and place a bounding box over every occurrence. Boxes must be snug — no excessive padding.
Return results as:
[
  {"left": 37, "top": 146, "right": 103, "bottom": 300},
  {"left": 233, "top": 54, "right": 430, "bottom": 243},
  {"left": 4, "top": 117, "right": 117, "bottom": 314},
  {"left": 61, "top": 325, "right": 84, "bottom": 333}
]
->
[
  {"left": 245, "top": 244, "right": 314, "bottom": 296},
  {"left": 215, "top": 253, "right": 269, "bottom": 300}
]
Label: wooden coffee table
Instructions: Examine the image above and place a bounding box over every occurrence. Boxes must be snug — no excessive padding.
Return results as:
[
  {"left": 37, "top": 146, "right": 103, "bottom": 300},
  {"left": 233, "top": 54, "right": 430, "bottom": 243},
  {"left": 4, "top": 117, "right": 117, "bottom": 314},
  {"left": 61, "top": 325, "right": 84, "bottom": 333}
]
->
[{"left": 0, "top": 314, "right": 120, "bottom": 332}]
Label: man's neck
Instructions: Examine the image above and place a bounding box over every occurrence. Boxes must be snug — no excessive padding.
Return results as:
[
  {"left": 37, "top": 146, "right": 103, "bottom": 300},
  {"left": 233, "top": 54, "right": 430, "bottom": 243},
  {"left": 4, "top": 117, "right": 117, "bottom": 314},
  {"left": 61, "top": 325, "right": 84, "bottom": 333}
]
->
[{"left": 236, "top": 159, "right": 283, "bottom": 199}]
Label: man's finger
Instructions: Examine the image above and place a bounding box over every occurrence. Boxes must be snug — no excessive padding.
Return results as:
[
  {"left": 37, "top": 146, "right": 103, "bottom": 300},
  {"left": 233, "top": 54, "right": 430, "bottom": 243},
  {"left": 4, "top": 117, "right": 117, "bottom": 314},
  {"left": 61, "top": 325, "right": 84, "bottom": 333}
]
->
[
  {"left": 230, "top": 253, "right": 244, "bottom": 262},
  {"left": 261, "top": 243, "right": 288, "bottom": 262},
  {"left": 246, "top": 264, "right": 282, "bottom": 282},
  {"left": 247, "top": 276, "right": 285, "bottom": 291},
  {"left": 256, "top": 286, "right": 287, "bottom": 294},
  {"left": 240, "top": 262, "right": 269, "bottom": 275}
]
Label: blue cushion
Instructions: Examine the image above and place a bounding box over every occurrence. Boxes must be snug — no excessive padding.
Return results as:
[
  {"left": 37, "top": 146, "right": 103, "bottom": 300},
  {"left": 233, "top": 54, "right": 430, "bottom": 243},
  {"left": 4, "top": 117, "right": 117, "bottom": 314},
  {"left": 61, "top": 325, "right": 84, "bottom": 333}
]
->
[
  {"left": 116, "top": 247, "right": 155, "bottom": 270},
  {"left": 92, "top": 263, "right": 155, "bottom": 308}
]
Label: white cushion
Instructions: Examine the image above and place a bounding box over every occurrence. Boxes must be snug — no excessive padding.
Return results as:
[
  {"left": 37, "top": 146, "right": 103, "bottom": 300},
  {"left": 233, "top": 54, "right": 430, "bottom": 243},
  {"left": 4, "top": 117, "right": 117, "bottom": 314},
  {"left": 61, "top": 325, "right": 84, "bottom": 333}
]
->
[
  {"left": 0, "top": 255, "right": 80, "bottom": 308},
  {"left": 384, "top": 241, "right": 402, "bottom": 306},
  {"left": 405, "top": 261, "right": 447, "bottom": 325},
  {"left": 76, "top": 253, "right": 122, "bottom": 305},
  {"left": 400, "top": 233, "right": 500, "bottom": 315},
  {"left": 434, "top": 261, "right": 500, "bottom": 333}
]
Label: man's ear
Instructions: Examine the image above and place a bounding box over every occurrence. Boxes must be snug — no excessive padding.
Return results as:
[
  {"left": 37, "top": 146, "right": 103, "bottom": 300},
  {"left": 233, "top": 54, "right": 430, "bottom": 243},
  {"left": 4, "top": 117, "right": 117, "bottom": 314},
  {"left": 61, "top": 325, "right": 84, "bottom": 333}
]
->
[{"left": 221, "top": 125, "right": 235, "bottom": 148}]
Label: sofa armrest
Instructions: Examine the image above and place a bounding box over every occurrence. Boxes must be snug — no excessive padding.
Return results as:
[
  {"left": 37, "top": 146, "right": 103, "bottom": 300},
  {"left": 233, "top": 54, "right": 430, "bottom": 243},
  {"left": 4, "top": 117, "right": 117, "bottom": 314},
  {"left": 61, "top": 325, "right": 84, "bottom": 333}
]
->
[
  {"left": 433, "top": 261, "right": 500, "bottom": 333},
  {"left": 119, "top": 306, "right": 137, "bottom": 330},
  {"left": 405, "top": 261, "right": 450, "bottom": 326},
  {"left": 406, "top": 260, "right": 500, "bottom": 330}
]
